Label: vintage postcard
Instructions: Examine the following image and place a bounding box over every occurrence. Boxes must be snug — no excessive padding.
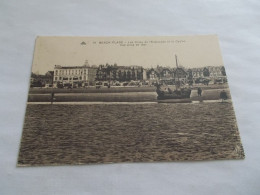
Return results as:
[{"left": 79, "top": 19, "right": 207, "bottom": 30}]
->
[{"left": 18, "top": 35, "right": 244, "bottom": 166}]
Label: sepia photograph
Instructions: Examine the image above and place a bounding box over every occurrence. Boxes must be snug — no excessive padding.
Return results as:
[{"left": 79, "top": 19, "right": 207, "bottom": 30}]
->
[{"left": 18, "top": 35, "right": 244, "bottom": 166}]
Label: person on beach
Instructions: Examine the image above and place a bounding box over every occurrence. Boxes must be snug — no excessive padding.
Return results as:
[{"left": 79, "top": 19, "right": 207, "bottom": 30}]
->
[
  {"left": 197, "top": 87, "right": 202, "bottom": 96},
  {"left": 51, "top": 91, "right": 55, "bottom": 104},
  {"left": 220, "top": 90, "right": 228, "bottom": 102},
  {"left": 168, "top": 87, "right": 173, "bottom": 94}
]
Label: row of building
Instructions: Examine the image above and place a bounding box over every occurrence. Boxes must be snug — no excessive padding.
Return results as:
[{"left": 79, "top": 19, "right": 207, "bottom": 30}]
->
[{"left": 50, "top": 63, "right": 226, "bottom": 87}]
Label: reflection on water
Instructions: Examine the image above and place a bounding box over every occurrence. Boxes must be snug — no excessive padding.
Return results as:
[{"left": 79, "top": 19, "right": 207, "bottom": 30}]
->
[{"left": 18, "top": 102, "right": 244, "bottom": 166}]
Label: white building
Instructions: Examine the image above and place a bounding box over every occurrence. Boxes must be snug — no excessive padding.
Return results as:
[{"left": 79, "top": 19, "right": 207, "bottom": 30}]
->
[{"left": 53, "top": 65, "right": 97, "bottom": 87}]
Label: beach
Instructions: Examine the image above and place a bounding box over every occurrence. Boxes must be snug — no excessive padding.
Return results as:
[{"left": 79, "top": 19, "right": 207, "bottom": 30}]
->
[
  {"left": 17, "top": 82, "right": 243, "bottom": 166},
  {"left": 18, "top": 102, "right": 244, "bottom": 166},
  {"left": 27, "top": 84, "right": 230, "bottom": 102}
]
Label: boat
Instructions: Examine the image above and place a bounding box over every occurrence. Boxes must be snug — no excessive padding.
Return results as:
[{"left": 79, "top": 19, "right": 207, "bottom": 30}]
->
[{"left": 156, "top": 55, "right": 191, "bottom": 100}]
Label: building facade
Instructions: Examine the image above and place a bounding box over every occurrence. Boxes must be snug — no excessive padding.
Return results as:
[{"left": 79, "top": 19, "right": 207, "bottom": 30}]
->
[
  {"left": 53, "top": 65, "right": 97, "bottom": 87},
  {"left": 191, "top": 66, "right": 225, "bottom": 79},
  {"left": 146, "top": 66, "right": 188, "bottom": 84},
  {"left": 146, "top": 65, "right": 226, "bottom": 84},
  {"left": 96, "top": 64, "right": 146, "bottom": 82}
]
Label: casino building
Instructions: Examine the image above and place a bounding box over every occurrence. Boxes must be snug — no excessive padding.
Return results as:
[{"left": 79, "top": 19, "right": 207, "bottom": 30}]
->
[{"left": 53, "top": 64, "right": 97, "bottom": 88}]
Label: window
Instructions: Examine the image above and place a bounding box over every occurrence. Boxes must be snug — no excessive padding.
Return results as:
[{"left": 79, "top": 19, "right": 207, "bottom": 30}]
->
[{"left": 55, "top": 70, "right": 58, "bottom": 75}]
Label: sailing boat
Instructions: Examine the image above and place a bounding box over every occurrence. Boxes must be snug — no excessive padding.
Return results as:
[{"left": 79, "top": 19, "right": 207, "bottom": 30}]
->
[{"left": 156, "top": 55, "right": 191, "bottom": 100}]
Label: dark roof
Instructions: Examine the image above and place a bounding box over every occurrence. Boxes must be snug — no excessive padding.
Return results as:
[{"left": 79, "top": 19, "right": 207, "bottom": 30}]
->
[
  {"left": 55, "top": 65, "right": 97, "bottom": 69},
  {"left": 60, "top": 66, "right": 87, "bottom": 69}
]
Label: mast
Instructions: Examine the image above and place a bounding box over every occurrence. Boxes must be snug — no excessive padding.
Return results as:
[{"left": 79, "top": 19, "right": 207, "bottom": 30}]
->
[
  {"left": 175, "top": 54, "right": 180, "bottom": 89},
  {"left": 175, "top": 54, "right": 179, "bottom": 68}
]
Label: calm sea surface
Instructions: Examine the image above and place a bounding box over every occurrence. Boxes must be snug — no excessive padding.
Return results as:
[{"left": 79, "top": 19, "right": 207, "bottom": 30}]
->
[{"left": 18, "top": 102, "right": 244, "bottom": 166}]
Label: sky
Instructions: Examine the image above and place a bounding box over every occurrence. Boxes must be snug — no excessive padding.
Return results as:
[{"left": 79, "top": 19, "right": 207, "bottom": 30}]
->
[{"left": 32, "top": 35, "right": 224, "bottom": 74}]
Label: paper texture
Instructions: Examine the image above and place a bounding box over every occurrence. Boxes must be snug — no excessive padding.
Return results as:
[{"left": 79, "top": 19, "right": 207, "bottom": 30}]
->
[{"left": 18, "top": 35, "right": 244, "bottom": 166}]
